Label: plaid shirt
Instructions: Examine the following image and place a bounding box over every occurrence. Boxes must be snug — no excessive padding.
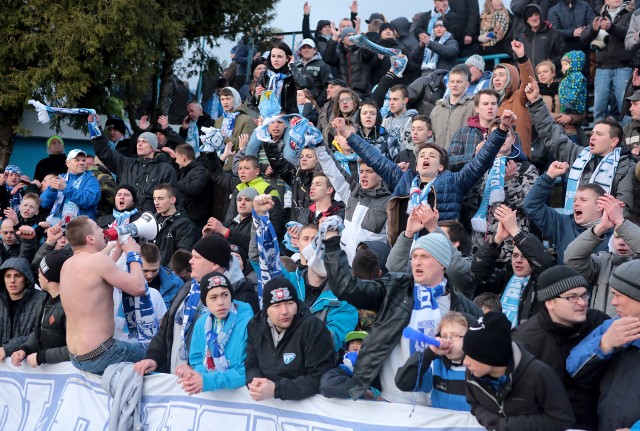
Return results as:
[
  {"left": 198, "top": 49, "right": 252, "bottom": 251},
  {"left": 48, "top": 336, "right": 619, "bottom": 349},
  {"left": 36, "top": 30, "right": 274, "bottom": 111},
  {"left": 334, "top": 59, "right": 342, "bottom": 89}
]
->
[{"left": 448, "top": 126, "right": 485, "bottom": 172}]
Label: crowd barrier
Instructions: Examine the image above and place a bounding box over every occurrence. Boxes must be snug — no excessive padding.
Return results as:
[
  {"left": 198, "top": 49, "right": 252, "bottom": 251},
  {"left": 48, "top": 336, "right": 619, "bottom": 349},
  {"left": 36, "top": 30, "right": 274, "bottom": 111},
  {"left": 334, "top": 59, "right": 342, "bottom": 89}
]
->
[{"left": 0, "top": 360, "right": 484, "bottom": 430}]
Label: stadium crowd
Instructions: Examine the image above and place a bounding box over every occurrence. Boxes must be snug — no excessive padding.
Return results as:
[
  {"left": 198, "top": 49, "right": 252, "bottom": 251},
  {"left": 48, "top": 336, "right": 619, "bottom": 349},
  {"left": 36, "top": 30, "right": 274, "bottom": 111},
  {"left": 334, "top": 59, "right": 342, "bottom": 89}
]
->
[{"left": 3, "top": 0, "right": 640, "bottom": 429}]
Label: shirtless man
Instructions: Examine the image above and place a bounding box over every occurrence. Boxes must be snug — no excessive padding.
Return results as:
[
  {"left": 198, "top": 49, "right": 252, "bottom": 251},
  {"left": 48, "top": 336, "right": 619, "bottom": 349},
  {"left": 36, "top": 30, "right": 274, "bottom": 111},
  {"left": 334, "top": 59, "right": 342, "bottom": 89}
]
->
[{"left": 60, "top": 215, "right": 147, "bottom": 375}]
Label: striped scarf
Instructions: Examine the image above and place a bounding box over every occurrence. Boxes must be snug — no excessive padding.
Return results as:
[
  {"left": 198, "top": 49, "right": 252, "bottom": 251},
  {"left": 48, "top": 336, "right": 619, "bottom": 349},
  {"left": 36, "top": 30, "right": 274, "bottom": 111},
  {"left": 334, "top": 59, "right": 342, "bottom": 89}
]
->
[
  {"left": 203, "top": 303, "right": 237, "bottom": 371},
  {"left": 471, "top": 157, "right": 506, "bottom": 233},
  {"left": 407, "top": 175, "right": 437, "bottom": 214},
  {"left": 501, "top": 275, "right": 530, "bottom": 328},
  {"left": 421, "top": 32, "right": 452, "bottom": 71},
  {"left": 176, "top": 279, "right": 201, "bottom": 360},
  {"left": 253, "top": 209, "right": 282, "bottom": 308},
  {"left": 221, "top": 112, "right": 240, "bottom": 138},
  {"left": 564, "top": 147, "right": 620, "bottom": 215}
]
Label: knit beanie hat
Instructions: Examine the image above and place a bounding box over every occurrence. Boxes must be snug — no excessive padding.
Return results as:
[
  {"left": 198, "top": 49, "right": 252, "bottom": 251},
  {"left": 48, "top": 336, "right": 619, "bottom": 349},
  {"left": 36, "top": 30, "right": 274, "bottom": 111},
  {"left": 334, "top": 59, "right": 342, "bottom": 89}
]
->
[
  {"left": 410, "top": 233, "right": 452, "bottom": 269},
  {"left": 263, "top": 277, "right": 299, "bottom": 307},
  {"left": 523, "top": 4, "right": 541, "bottom": 21},
  {"left": 610, "top": 260, "right": 640, "bottom": 302},
  {"left": 47, "top": 135, "right": 64, "bottom": 150},
  {"left": 379, "top": 22, "right": 396, "bottom": 35},
  {"left": 465, "top": 54, "right": 485, "bottom": 73},
  {"left": 105, "top": 117, "right": 126, "bottom": 135},
  {"left": 536, "top": 266, "right": 588, "bottom": 302},
  {"left": 463, "top": 312, "right": 513, "bottom": 366},
  {"left": 316, "top": 19, "right": 331, "bottom": 34},
  {"left": 39, "top": 251, "right": 71, "bottom": 283},
  {"left": 193, "top": 234, "right": 231, "bottom": 268},
  {"left": 116, "top": 184, "right": 138, "bottom": 204},
  {"left": 199, "top": 271, "right": 233, "bottom": 303},
  {"left": 340, "top": 27, "right": 356, "bottom": 40},
  {"left": 237, "top": 187, "right": 258, "bottom": 201},
  {"left": 139, "top": 132, "right": 158, "bottom": 152}
]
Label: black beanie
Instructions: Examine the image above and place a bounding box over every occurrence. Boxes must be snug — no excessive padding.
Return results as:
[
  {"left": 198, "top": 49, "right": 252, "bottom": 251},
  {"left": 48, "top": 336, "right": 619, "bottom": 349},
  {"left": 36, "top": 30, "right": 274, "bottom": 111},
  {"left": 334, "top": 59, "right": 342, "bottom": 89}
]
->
[
  {"left": 379, "top": 22, "right": 396, "bottom": 35},
  {"left": 193, "top": 234, "right": 231, "bottom": 268},
  {"left": 39, "top": 250, "right": 71, "bottom": 283},
  {"left": 263, "top": 277, "right": 298, "bottom": 307},
  {"left": 523, "top": 4, "right": 541, "bottom": 22},
  {"left": 536, "top": 266, "right": 588, "bottom": 302},
  {"left": 463, "top": 312, "right": 513, "bottom": 366},
  {"left": 116, "top": 184, "right": 138, "bottom": 204},
  {"left": 199, "top": 271, "right": 233, "bottom": 304}
]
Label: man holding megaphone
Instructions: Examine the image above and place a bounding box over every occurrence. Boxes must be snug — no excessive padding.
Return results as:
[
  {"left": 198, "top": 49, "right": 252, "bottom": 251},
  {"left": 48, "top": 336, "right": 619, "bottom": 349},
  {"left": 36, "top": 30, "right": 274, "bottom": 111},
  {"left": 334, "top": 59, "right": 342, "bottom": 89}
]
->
[{"left": 60, "top": 216, "right": 148, "bottom": 375}]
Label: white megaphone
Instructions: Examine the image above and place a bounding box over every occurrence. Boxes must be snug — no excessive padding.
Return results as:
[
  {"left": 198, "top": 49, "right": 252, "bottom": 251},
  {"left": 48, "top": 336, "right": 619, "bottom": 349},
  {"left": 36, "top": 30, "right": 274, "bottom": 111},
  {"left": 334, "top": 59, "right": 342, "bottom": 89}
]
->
[{"left": 103, "top": 212, "right": 158, "bottom": 243}]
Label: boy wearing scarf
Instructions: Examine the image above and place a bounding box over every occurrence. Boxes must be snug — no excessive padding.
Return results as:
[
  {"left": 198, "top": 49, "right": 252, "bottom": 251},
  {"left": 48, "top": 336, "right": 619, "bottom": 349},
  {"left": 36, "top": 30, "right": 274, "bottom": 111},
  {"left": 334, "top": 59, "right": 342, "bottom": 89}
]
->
[
  {"left": 472, "top": 205, "right": 554, "bottom": 327},
  {"left": 179, "top": 271, "right": 253, "bottom": 394},
  {"left": 525, "top": 77, "right": 636, "bottom": 217},
  {"left": 214, "top": 87, "right": 256, "bottom": 167}
]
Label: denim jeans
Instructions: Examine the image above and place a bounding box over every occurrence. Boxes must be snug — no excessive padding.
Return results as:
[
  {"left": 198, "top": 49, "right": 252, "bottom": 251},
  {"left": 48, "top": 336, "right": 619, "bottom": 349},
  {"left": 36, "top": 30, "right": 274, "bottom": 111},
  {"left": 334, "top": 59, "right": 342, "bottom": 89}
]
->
[
  {"left": 70, "top": 339, "right": 146, "bottom": 375},
  {"left": 593, "top": 67, "right": 633, "bottom": 121}
]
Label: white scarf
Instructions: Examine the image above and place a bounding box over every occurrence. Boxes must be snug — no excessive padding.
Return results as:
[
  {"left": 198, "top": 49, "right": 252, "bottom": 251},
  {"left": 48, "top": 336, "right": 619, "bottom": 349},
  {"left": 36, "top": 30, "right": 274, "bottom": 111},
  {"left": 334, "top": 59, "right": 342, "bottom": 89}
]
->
[{"left": 501, "top": 275, "right": 530, "bottom": 328}]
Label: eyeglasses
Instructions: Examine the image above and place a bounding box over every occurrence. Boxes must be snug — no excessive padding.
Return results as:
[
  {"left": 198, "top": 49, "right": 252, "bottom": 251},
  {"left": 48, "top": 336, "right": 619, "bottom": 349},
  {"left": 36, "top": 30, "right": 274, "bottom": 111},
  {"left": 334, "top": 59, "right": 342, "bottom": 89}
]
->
[
  {"left": 440, "top": 334, "right": 464, "bottom": 341},
  {"left": 338, "top": 97, "right": 353, "bottom": 103},
  {"left": 557, "top": 293, "right": 590, "bottom": 304}
]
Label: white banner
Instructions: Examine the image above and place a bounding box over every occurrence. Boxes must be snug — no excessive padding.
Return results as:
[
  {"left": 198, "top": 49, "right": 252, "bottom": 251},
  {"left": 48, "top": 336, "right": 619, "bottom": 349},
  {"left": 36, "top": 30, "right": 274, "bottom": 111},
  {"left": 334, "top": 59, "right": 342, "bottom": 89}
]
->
[{"left": 0, "top": 360, "right": 484, "bottom": 430}]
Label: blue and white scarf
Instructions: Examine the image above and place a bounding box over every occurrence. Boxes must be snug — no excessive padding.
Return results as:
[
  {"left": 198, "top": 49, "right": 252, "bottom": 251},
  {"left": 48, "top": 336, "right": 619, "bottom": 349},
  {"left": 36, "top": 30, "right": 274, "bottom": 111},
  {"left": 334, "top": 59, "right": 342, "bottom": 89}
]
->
[
  {"left": 200, "top": 126, "right": 225, "bottom": 156},
  {"left": 564, "top": 147, "right": 620, "bottom": 215},
  {"left": 28, "top": 100, "right": 97, "bottom": 127},
  {"left": 303, "top": 215, "right": 344, "bottom": 277},
  {"left": 253, "top": 209, "right": 282, "bottom": 308},
  {"left": 121, "top": 253, "right": 159, "bottom": 348},
  {"left": 6, "top": 186, "right": 22, "bottom": 213},
  {"left": 259, "top": 70, "right": 287, "bottom": 118},
  {"left": 421, "top": 32, "right": 452, "bottom": 71},
  {"left": 176, "top": 279, "right": 202, "bottom": 360},
  {"left": 407, "top": 175, "right": 437, "bottom": 214},
  {"left": 333, "top": 151, "right": 359, "bottom": 177},
  {"left": 186, "top": 121, "right": 200, "bottom": 156},
  {"left": 220, "top": 112, "right": 240, "bottom": 138},
  {"left": 471, "top": 157, "right": 506, "bottom": 233},
  {"left": 427, "top": 8, "right": 451, "bottom": 35},
  {"left": 112, "top": 208, "right": 138, "bottom": 227},
  {"left": 406, "top": 279, "right": 446, "bottom": 355},
  {"left": 501, "top": 275, "right": 530, "bottom": 328},
  {"left": 203, "top": 303, "right": 238, "bottom": 371},
  {"left": 348, "top": 34, "right": 407, "bottom": 78},
  {"left": 46, "top": 172, "right": 87, "bottom": 225}
]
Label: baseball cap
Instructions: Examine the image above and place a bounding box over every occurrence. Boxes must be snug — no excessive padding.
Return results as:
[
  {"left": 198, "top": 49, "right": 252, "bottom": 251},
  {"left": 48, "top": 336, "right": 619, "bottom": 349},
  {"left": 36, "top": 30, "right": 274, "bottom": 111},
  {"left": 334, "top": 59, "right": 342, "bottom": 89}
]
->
[
  {"left": 300, "top": 38, "right": 316, "bottom": 48},
  {"left": 67, "top": 149, "right": 87, "bottom": 161}
]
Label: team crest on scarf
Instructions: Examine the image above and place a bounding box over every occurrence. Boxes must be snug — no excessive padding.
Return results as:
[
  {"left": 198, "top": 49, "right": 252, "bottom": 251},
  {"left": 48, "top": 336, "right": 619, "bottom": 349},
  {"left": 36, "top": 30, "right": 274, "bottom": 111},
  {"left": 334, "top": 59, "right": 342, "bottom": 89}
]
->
[{"left": 283, "top": 353, "right": 296, "bottom": 364}]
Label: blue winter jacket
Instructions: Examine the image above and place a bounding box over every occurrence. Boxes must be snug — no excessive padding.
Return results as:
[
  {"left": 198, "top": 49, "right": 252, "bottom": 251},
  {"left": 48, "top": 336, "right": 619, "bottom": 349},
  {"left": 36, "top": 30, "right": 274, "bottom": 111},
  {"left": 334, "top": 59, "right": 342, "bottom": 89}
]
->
[
  {"left": 280, "top": 265, "right": 358, "bottom": 352},
  {"left": 523, "top": 173, "right": 610, "bottom": 264},
  {"left": 40, "top": 171, "right": 101, "bottom": 220},
  {"left": 346, "top": 127, "right": 508, "bottom": 221},
  {"left": 156, "top": 267, "right": 185, "bottom": 309},
  {"left": 189, "top": 300, "right": 253, "bottom": 392}
]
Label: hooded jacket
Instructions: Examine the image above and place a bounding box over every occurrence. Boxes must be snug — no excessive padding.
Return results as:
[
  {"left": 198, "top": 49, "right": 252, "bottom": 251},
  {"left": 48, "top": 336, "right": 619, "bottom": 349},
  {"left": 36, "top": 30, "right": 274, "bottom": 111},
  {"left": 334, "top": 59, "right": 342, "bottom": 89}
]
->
[
  {"left": 391, "top": 17, "right": 420, "bottom": 54},
  {"left": 382, "top": 109, "right": 419, "bottom": 153},
  {"left": 466, "top": 341, "right": 576, "bottom": 431},
  {"left": 213, "top": 90, "right": 257, "bottom": 151},
  {"left": 355, "top": 104, "right": 402, "bottom": 161},
  {"left": 558, "top": 50, "right": 587, "bottom": 115},
  {"left": 519, "top": 4, "right": 566, "bottom": 68},
  {"left": 322, "top": 235, "right": 482, "bottom": 400},
  {"left": 513, "top": 307, "right": 608, "bottom": 430},
  {"left": 492, "top": 56, "right": 535, "bottom": 157},
  {"left": 0, "top": 257, "right": 47, "bottom": 356},
  {"left": 323, "top": 39, "right": 376, "bottom": 97},
  {"left": 92, "top": 136, "right": 177, "bottom": 213},
  {"left": 245, "top": 301, "right": 336, "bottom": 400}
]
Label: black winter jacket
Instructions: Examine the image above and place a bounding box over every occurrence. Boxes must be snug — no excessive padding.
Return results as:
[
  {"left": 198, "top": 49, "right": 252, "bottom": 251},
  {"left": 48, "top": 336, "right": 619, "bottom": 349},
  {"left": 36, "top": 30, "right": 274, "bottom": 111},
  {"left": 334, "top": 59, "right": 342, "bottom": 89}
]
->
[
  {"left": 296, "top": 53, "right": 333, "bottom": 100},
  {"left": 0, "top": 257, "right": 47, "bottom": 356},
  {"left": 471, "top": 231, "right": 554, "bottom": 323},
  {"left": 92, "top": 136, "right": 177, "bottom": 213},
  {"left": 245, "top": 301, "right": 335, "bottom": 400},
  {"left": 519, "top": 7, "right": 566, "bottom": 68},
  {"left": 322, "top": 236, "right": 482, "bottom": 400},
  {"left": 323, "top": 39, "right": 376, "bottom": 97},
  {"left": 580, "top": 3, "right": 634, "bottom": 68},
  {"left": 513, "top": 307, "right": 608, "bottom": 430},
  {"left": 176, "top": 158, "right": 213, "bottom": 226},
  {"left": 19, "top": 294, "right": 69, "bottom": 365},
  {"left": 154, "top": 210, "right": 197, "bottom": 267},
  {"left": 178, "top": 113, "right": 216, "bottom": 142},
  {"left": 466, "top": 341, "right": 576, "bottom": 431},
  {"left": 251, "top": 65, "right": 310, "bottom": 115}
]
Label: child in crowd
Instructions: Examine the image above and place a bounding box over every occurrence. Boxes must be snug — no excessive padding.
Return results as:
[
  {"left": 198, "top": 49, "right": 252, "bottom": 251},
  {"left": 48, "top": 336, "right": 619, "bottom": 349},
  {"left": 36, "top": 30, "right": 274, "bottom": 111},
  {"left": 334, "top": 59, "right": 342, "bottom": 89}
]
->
[
  {"left": 473, "top": 292, "right": 502, "bottom": 314},
  {"left": 395, "top": 312, "right": 470, "bottom": 411},
  {"left": 180, "top": 271, "right": 253, "bottom": 394},
  {"left": 5, "top": 192, "right": 45, "bottom": 243},
  {"left": 557, "top": 51, "right": 587, "bottom": 143}
]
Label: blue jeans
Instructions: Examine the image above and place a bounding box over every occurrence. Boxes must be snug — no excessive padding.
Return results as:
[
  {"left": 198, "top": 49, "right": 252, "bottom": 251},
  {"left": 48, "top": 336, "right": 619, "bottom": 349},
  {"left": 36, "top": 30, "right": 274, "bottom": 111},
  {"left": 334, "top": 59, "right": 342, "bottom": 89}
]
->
[
  {"left": 70, "top": 339, "right": 146, "bottom": 375},
  {"left": 593, "top": 67, "right": 633, "bottom": 121}
]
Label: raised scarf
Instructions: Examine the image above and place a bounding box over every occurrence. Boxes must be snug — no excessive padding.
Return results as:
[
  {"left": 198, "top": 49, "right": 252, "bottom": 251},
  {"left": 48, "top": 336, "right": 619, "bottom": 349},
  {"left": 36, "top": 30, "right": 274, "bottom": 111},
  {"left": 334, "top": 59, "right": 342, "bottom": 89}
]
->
[
  {"left": 303, "top": 215, "right": 344, "bottom": 277},
  {"left": 472, "top": 157, "right": 506, "bottom": 233},
  {"left": 259, "top": 70, "right": 287, "bottom": 118}
]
